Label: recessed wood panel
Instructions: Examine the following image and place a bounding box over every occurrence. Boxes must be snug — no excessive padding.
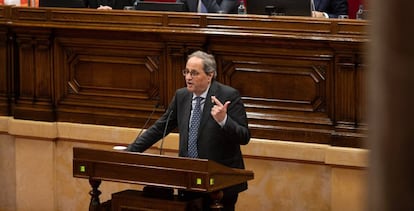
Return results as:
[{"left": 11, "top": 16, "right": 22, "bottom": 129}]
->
[
  {"left": 230, "top": 65, "right": 324, "bottom": 111},
  {"left": 222, "top": 59, "right": 332, "bottom": 143},
  {"left": 51, "top": 35, "right": 165, "bottom": 127},
  {"left": 71, "top": 56, "right": 155, "bottom": 94}
]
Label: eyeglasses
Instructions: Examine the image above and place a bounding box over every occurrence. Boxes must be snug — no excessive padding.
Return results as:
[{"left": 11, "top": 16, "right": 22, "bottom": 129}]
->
[{"left": 182, "top": 69, "right": 201, "bottom": 77}]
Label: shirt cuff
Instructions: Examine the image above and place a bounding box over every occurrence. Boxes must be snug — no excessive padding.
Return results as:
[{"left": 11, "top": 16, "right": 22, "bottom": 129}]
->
[{"left": 218, "top": 115, "right": 227, "bottom": 128}]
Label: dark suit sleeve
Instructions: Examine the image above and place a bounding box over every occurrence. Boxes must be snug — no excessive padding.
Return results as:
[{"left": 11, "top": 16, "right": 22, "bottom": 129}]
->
[
  {"left": 202, "top": 0, "right": 239, "bottom": 14},
  {"left": 126, "top": 98, "right": 178, "bottom": 152},
  {"left": 222, "top": 90, "right": 250, "bottom": 145},
  {"left": 176, "top": 0, "right": 191, "bottom": 12},
  {"left": 328, "top": 0, "right": 348, "bottom": 18},
  {"left": 85, "top": 0, "right": 99, "bottom": 8},
  {"left": 96, "top": 0, "right": 110, "bottom": 6}
]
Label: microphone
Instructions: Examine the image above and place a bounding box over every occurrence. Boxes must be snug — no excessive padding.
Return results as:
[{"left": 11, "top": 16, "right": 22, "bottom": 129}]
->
[
  {"left": 159, "top": 109, "right": 173, "bottom": 155},
  {"left": 136, "top": 103, "right": 160, "bottom": 139}
]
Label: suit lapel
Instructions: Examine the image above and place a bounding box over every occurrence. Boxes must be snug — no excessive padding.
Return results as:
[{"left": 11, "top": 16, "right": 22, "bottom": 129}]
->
[
  {"left": 199, "top": 81, "right": 217, "bottom": 130},
  {"left": 182, "top": 81, "right": 218, "bottom": 149},
  {"left": 182, "top": 92, "right": 193, "bottom": 147}
]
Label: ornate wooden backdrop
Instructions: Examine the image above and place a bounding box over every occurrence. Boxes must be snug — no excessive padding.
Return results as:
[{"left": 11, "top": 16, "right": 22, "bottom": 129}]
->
[{"left": 0, "top": 6, "right": 368, "bottom": 147}]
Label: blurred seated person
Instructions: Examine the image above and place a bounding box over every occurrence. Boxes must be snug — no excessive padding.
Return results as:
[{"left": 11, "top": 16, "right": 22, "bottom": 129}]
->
[
  {"left": 176, "top": 0, "right": 239, "bottom": 14},
  {"left": 312, "top": 0, "right": 348, "bottom": 18},
  {"left": 95, "top": 0, "right": 135, "bottom": 10},
  {"left": 39, "top": 0, "right": 90, "bottom": 8},
  {"left": 84, "top": 0, "right": 99, "bottom": 8}
]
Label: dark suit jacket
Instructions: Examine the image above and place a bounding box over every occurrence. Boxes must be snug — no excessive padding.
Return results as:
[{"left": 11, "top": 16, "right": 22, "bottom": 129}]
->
[
  {"left": 127, "top": 80, "right": 250, "bottom": 194},
  {"left": 176, "top": 0, "right": 239, "bottom": 14},
  {"left": 95, "top": 0, "right": 134, "bottom": 9},
  {"left": 39, "top": 0, "right": 87, "bottom": 8},
  {"left": 314, "top": 0, "right": 348, "bottom": 18},
  {"left": 84, "top": 0, "right": 99, "bottom": 8}
]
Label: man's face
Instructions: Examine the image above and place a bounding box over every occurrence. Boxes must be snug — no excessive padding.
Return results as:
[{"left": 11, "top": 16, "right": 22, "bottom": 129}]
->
[{"left": 184, "top": 57, "right": 213, "bottom": 96}]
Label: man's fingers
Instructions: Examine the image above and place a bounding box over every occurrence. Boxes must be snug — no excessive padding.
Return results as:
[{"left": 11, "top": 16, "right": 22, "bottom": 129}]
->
[
  {"left": 223, "top": 101, "right": 231, "bottom": 109},
  {"left": 211, "top": 96, "right": 223, "bottom": 106}
]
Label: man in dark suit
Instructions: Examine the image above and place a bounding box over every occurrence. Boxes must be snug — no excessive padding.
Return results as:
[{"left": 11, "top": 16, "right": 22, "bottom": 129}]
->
[
  {"left": 312, "top": 0, "right": 348, "bottom": 18},
  {"left": 126, "top": 50, "right": 250, "bottom": 211},
  {"left": 177, "top": 0, "right": 239, "bottom": 14}
]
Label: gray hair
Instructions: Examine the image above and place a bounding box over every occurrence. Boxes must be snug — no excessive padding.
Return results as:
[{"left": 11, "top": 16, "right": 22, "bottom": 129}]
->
[{"left": 188, "top": 50, "right": 217, "bottom": 79}]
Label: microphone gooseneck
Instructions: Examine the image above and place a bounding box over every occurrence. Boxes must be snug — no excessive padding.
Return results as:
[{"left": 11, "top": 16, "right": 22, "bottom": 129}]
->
[
  {"left": 136, "top": 103, "right": 159, "bottom": 138},
  {"left": 159, "top": 109, "right": 173, "bottom": 155}
]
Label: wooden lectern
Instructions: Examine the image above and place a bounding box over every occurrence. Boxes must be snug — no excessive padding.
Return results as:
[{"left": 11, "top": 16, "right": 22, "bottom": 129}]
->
[{"left": 73, "top": 147, "right": 254, "bottom": 211}]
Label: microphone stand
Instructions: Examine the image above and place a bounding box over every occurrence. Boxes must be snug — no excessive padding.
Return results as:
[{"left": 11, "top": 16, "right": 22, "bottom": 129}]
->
[
  {"left": 113, "top": 103, "right": 159, "bottom": 151},
  {"left": 159, "top": 109, "right": 173, "bottom": 155}
]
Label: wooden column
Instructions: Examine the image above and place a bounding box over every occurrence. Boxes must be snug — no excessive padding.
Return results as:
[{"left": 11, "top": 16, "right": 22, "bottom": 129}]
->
[
  {"left": 0, "top": 26, "right": 11, "bottom": 116},
  {"left": 368, "top": 0, "right": 414, "bottom": 210},
  {"left": 13, "top": 28, "right": 55, "bottom": 121}
]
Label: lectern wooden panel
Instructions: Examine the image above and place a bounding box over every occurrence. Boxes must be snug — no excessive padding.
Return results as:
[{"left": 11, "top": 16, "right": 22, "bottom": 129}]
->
[
  {"left": 73, "top": 147, "right": 254, "bottom": 210},
  {"left": 111, "top": 189, "right": 203, "bottom": 211}
]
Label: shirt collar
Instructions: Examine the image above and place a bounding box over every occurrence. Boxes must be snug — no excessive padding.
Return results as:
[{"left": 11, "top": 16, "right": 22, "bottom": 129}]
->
[{"left": 192, "top": 84, "right": 210, "bottom": 100}]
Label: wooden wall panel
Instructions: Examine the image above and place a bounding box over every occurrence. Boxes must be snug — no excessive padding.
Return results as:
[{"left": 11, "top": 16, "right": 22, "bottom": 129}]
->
[
  {"left": 52, "top": 32, "right": 168, "bottom": 127},
  {"left": 12, "top": 28, "right": 54, "bottom": 121},
  {"left": 210, "top": 38, "right": 335, "bottom": 143},
  {"left": 0, "top": 27, "right": 9, "bottom": 116},
  {"left": 0, "top": 6, "right": 11, "bottom": 116},
  {"left": 0, "top": 6, "right": 369, "bottom": 147},
  {"left": 332, "top": 43, "right": 368, "bottom": 147}
]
